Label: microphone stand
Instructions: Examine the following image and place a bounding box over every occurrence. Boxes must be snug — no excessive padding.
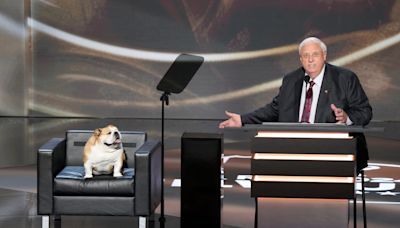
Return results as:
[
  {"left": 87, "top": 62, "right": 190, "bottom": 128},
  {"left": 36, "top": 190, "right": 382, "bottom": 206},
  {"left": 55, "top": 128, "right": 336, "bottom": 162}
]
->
[
  {"left": 159, "top": 92, "right": 170, "bottom": 228},
  {"left": 155, "top": 53, "right": 204, "bottom": 228}
]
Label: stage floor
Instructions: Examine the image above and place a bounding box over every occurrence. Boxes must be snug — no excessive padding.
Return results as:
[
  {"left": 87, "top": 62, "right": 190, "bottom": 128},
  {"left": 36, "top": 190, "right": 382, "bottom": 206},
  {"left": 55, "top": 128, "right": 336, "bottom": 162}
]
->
[{"left": 0, "top": 118, "right": 399, "bottom": 227}]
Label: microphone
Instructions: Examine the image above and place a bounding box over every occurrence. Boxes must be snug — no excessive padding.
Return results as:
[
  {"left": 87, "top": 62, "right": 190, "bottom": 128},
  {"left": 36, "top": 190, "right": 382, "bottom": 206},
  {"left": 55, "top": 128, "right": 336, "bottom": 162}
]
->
[{"left": 304, "top": 75, "right": 310, "bottom": 84}]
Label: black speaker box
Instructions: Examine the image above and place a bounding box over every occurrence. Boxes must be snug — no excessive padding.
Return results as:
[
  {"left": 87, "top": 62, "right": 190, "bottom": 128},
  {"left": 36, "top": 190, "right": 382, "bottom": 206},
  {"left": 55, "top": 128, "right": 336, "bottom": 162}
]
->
[{"left": 181, "top": 132, "right": 223, "bottom": 228}]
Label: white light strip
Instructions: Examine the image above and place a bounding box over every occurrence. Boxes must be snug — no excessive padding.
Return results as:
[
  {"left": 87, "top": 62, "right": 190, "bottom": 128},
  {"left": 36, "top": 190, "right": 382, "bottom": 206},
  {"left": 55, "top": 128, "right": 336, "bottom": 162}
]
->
[
  {"left": 27, "top": 18, "right": 178, "bottom": 62},
  {"left": 257, "top": 197, "right": 347, "bottom": 203},
  {"left": 253, "top": 153, "right": 354, "bottom": 161},
  {"left": 0, "top": 13, "right": 24, "bottom": 38},
  {"left": 356, "top": 201, "right": 400, "bottom": 205},
  {"left": 256, "top": 131, "right": 351, "bottom": 139},
  {"left": 258, "top": 198, "right": 400, "bottom": 205},
  {"left": 27, "top": 17, "right": 400, "bottom": 64},
  {"left": 27, "top": 18, "right": 297, "bottom": 62},
  {"left": 331, "top": 32, "right": 400, "bottom": 66},
  {"left": 368, "top": 162, "right": 400, "bottom": 168},
  {"left": 253, "top": 175, "right": 354, "bottom": 183}
]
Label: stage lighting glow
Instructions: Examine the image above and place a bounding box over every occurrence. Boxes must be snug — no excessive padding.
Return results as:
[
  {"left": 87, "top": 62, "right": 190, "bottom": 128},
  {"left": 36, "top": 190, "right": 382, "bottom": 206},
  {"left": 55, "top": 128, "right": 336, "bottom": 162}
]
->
[
  {"left": 27, "top": 18, "right": 297, "bottom": 63},
  {"left": 253, "top": 153, "right": 354, "bottom": 161},
  {"left": 0, "top": 13, "right": 24, "bottom": 38},
  {"left": 27, "top": 17, "right": 400, "bottom": 65},
  {"left": 253, "top": 175, "right": 354, "bottom": 183}
]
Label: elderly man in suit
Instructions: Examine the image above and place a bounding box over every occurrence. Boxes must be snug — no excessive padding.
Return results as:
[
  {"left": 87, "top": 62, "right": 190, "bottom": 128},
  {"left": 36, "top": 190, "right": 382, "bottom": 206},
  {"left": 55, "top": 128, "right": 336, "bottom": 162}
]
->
[{"left": 219, "top": 37, "right": 372, "bottom": 172}]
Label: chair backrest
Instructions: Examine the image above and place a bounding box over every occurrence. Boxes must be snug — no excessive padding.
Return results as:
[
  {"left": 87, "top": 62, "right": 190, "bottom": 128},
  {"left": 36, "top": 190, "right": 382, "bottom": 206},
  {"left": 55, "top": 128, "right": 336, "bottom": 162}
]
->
[{"left": 65, "top": 130, "right": 146, "bottom": 167}]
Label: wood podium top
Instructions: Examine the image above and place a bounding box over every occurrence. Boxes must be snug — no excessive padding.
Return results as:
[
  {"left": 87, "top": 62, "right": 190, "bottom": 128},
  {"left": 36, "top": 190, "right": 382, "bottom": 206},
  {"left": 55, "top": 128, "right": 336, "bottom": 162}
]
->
[{"left": 224, "top": 122, "right": 383, "bottom": 133}]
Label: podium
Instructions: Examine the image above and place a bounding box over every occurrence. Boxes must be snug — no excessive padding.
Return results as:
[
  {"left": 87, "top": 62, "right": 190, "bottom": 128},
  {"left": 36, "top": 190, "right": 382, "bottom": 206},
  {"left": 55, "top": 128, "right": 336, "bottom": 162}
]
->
[{"left": 242, "top": 123, "right": 367, "bottom": 228}]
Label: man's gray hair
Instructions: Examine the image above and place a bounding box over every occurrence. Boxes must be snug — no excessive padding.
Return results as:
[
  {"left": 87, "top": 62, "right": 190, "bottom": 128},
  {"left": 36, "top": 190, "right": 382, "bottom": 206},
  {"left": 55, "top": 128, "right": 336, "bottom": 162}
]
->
[{"left": 298, "top": 37, "right": 327, "bottom": 55}]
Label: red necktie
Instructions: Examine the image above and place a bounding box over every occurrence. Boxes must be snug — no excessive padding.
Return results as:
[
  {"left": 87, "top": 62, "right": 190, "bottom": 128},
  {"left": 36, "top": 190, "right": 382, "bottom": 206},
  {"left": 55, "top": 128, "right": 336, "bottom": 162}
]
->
[{"left": 301, "top": 81, "right": 315, "bottom": 123}]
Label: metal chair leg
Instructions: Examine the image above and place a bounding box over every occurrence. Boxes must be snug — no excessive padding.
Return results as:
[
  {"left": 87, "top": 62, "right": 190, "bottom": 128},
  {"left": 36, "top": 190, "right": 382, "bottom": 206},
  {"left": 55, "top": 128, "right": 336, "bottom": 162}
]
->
[
  {"left": 139, "top": 216, "right": 147, "bottom": 228},
  {"left": 353, "top": 196, "right": 357, "bottom": 228},
  {"left": 42, "top": 216, "right": 49, "bottom": 228},
  {"left": 361, "top": 170, "right": 367, "bottom": 228}
]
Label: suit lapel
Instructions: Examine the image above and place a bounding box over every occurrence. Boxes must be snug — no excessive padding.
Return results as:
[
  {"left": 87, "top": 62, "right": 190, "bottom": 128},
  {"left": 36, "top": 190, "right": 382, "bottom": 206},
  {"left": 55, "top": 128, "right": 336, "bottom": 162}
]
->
[
  {"left": 315, "top": 64, "right": 333, "bottom": 122},
  {"left": 292, "top": 72, "right": 304, "bottom": 121}
]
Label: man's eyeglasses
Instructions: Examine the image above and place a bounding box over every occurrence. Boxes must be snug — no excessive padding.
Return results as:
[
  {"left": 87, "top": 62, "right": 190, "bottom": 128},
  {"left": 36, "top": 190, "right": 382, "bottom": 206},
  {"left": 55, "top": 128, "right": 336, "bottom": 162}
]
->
[{"left": 301, "top": 52, "right": 323, "bottom": 59}]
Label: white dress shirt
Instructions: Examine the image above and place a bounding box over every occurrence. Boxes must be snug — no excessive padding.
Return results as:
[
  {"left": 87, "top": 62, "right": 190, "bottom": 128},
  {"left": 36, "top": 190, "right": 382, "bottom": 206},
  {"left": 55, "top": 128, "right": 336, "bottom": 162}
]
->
[{"left": 298, "top": 66, "right": 325, "bottom": 123}]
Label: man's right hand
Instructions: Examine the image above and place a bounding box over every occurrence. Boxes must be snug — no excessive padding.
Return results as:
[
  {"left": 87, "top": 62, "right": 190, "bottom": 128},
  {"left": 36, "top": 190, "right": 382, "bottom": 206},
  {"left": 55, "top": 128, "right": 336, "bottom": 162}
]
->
[{"left": 219, "top": 111, "right": 242, "bottom": 128}]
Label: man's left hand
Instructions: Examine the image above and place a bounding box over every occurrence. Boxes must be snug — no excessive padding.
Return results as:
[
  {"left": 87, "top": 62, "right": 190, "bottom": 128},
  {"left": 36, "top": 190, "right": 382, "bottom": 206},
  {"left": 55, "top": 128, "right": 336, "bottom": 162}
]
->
[{"left": 330, "top": 104, "right": 348, "bottom": 124}]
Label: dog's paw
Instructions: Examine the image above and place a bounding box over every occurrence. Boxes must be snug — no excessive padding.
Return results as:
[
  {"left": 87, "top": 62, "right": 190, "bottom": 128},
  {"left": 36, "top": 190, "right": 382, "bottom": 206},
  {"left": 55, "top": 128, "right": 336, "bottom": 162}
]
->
[
  {"left": 84, "top": 174, "right": 93, "bottom": 179},
  {"left": 113, "top": 172, "right": 123, "bottom": 177}
]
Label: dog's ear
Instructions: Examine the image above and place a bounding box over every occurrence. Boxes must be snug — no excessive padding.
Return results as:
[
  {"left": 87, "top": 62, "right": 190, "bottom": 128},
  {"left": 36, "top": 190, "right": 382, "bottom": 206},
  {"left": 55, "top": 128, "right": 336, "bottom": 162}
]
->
[{"left": 94, "top": 128, "right": 102, "bottom": 137}]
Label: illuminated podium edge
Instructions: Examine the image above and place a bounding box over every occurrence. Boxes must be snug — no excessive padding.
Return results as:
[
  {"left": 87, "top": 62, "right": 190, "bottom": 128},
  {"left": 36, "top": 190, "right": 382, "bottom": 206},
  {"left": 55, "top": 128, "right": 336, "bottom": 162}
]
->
[{"left": 235, "top": 123, "right": 368, "bottom": 199}]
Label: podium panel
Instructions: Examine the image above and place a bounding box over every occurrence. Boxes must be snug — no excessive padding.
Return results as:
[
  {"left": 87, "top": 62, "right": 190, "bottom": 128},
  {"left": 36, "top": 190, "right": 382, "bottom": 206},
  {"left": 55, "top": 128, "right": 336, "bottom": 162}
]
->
[
  {"left": 251, "top": 136, "right": 356, "bottom": 199},
  {"left": 249, "top": 127, "right": 357, "bottom": 228}
]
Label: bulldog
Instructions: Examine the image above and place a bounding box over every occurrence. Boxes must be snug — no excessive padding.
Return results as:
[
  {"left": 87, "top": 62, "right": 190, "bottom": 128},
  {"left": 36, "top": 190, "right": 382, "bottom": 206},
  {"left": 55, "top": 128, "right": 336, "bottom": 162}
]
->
[{"left": 83, "top": 125, "right": 125, "bottom": 179}]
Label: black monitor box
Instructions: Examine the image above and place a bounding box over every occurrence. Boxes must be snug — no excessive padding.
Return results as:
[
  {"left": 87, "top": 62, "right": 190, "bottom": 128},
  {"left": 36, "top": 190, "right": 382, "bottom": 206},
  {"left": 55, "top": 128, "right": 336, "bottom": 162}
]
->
[{"left": 181, "top": 132, "right": 223, "bottom": 228}]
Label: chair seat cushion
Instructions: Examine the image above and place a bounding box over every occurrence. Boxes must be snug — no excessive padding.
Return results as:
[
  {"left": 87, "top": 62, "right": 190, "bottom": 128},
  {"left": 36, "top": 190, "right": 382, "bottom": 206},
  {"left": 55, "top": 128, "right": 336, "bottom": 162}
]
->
[{"left": 54, "top": 166, "right": 135, "bottom": 196}]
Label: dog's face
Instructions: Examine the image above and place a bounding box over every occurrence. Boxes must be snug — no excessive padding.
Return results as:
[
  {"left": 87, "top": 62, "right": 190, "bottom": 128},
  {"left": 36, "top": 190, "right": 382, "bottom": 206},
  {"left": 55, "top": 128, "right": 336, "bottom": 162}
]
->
[{"left": 94, "top": 125, "right": 122, "bottom": 150}]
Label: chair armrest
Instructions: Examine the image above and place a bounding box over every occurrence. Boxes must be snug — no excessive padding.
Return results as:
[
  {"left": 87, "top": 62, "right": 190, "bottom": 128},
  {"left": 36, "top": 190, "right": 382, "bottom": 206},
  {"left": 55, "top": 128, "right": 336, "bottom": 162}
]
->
[
  {"left": 37, "top": 138, "right": 66, "bottom": 214},
  {"left": 134, "top": 140, "right": 161, "bottom": 216}
]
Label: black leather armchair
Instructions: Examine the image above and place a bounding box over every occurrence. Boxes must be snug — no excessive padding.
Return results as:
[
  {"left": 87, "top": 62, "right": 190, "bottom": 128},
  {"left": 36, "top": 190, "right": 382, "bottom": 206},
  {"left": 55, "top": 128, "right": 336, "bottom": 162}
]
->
[{"left": 37, "top": 130, "right": 161, "bottom": 228}]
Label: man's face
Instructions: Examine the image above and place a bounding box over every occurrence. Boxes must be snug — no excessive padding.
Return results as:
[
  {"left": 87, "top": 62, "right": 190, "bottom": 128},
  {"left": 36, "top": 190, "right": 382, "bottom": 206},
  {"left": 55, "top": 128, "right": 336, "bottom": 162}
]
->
[{"left": 299, "top": 42, "right": 326, "bottom": 78}]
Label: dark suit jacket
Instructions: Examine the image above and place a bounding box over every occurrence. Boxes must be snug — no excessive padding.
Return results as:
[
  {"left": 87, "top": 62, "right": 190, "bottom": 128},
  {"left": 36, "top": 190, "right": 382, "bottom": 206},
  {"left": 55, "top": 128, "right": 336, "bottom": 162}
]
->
[{"left": 241, "top": 63, "right": 373, "bottom": 172}]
